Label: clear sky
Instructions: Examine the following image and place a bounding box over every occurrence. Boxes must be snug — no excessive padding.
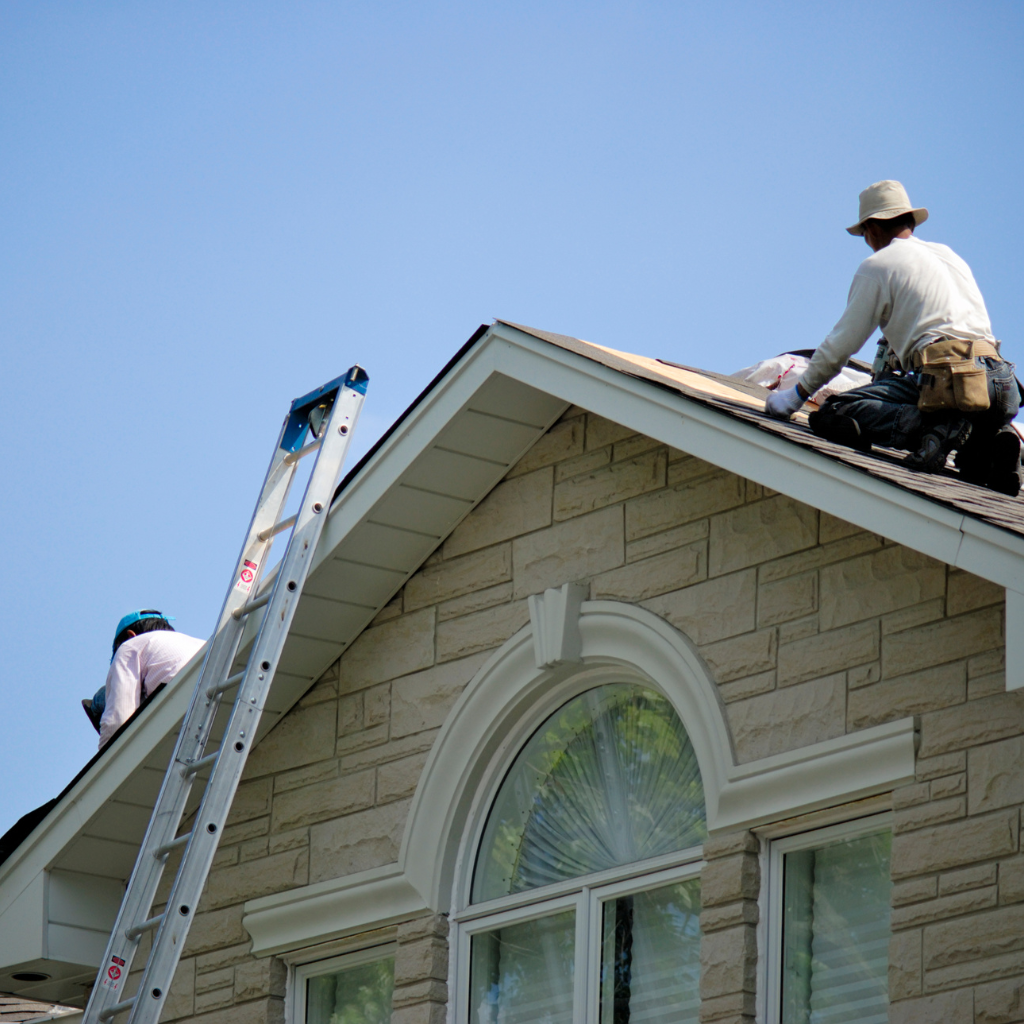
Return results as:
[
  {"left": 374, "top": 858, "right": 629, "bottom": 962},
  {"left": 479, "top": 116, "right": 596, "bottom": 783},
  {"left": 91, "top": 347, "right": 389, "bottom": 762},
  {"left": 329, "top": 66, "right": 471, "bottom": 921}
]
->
[{"left": 2, "top": 1, "right": 1022, "bottom": 832}]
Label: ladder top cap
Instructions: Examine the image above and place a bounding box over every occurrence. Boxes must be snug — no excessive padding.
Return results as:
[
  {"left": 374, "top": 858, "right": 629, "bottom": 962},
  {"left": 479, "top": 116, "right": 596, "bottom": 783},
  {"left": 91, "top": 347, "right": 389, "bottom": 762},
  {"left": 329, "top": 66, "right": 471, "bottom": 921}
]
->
[{"left": 289, "top": 366, "right": 369, "bottom": 414}]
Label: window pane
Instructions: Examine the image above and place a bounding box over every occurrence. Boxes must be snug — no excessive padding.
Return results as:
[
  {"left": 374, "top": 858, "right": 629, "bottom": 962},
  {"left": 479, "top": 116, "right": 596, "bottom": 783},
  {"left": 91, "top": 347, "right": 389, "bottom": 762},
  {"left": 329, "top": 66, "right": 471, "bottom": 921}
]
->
[
  {"left": 781, "top": 831, "right": 892, "bottom": 1024},
  {"left": 306, "top": 957, "right": 394, "bottom": 1024},
  {"left": 474, "top": 685, "right": 706, "bottom": 902},
  {"left": 469, "top": 911, "right": 575, "bottom": 1024},
  {"left": 600, "top": 879, "right": 701, "bottom": 1024}
]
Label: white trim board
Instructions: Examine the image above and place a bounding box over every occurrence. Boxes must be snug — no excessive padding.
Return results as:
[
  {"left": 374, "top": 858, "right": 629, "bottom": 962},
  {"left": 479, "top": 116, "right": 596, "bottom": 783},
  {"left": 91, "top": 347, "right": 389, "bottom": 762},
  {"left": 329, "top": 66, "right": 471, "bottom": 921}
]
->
[{"left": 243, "top": 600, "right": 915, "bottom": 956}]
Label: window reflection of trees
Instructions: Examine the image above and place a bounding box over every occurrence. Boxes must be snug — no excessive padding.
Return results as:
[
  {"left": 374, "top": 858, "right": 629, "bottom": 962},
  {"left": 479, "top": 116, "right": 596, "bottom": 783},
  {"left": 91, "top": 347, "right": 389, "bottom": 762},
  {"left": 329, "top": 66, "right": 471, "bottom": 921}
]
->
[
  {"left": 474, "top": 685, "right": 707, "bottom": 903},
  {"left": 470, "top": 912, "right": 576, "bottom": 1024},
  {"left": 600, "top": 881, "right": 702, "bottom": 1024},
  {"left": 306, "top": 958, "right": 395, "bottom": 1024},
  {"left": 781, "top": 831, "right": 892, "bottom": 1024}
]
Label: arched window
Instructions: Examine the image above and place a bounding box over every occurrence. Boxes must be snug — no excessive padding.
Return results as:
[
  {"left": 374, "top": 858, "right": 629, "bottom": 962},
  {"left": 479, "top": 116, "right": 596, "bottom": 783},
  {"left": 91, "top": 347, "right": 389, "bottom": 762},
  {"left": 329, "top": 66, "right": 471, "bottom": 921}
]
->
[{"left": 455, "top": 682, "right": 707, "bottom": 1024}]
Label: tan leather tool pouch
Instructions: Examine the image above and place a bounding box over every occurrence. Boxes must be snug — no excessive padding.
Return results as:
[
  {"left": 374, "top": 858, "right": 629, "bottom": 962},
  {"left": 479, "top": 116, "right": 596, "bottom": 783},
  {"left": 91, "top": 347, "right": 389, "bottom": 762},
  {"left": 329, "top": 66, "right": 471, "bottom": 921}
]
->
[{"left": 916, "top": 340, "right": 991, "bottom": 413}]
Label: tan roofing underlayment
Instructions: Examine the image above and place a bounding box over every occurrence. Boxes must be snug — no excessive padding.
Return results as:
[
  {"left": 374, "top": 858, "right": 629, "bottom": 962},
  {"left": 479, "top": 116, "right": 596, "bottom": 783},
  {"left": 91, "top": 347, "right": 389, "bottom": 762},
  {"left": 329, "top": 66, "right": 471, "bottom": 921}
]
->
[{"left": 499, "top": 321, "right": 1024, "bottom": 539}]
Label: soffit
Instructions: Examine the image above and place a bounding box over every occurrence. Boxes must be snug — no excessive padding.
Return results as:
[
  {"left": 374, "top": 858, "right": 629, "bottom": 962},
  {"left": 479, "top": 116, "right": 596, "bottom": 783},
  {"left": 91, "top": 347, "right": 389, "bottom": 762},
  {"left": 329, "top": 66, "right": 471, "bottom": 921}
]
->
[{"left": 0, "top": 360, "right": 569, "bottom": 908}]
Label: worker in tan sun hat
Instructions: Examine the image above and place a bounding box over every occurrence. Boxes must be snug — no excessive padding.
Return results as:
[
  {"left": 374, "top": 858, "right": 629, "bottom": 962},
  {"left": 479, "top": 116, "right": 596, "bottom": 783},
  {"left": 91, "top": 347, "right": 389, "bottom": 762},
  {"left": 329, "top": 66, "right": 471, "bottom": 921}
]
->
[{"left": 765, "top": 180, "right": 1022, "bottom": 495}]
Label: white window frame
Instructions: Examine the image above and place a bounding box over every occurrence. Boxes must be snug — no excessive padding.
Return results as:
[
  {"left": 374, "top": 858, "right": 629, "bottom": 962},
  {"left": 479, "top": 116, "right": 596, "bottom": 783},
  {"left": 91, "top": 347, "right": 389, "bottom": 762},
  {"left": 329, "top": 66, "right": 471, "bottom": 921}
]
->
[
  {"left": 452, "top": 665, "right": 691, "bottom": 915},
  {"left": 452, "top": 857, "right": 704, "bottom": 1024},
  {"left": 290, "top": 941, "right": 396, "bottom": 1024},
  {"left": 762, "top": 812, "right": 893, "bottom": 1024},
  {"left": 449, "top": 674, "right": 709, "bottom": 1024}
]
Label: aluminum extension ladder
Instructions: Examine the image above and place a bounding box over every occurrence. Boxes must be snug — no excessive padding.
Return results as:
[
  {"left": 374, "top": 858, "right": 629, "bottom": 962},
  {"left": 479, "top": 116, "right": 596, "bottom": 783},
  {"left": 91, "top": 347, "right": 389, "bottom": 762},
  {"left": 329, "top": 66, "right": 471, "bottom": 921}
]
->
[{"left": 82, "top": 366, "right": 369, "bottom": 1024}]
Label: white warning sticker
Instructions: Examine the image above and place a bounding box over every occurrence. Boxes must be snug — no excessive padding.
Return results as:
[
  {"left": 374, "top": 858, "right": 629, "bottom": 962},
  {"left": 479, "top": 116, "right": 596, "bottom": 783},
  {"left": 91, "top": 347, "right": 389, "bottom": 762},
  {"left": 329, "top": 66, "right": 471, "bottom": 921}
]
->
[
  {"left": 234, "top": 558, "right": 259, "bottom": 594},
  {"left": 101, "top": 955, "right": 126, "bottom": 991}
]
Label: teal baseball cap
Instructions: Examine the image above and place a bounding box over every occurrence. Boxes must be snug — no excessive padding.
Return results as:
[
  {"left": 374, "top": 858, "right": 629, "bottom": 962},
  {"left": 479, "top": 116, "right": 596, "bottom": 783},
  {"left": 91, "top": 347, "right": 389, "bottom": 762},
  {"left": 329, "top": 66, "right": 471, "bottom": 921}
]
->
[{"left": 112, "top": 610, "right": 174, "bottom": 660}]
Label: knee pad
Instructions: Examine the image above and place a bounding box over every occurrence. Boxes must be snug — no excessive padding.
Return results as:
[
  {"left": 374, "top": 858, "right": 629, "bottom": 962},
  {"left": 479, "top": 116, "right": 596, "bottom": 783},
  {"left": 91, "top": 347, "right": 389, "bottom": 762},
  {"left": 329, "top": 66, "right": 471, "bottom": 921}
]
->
[{"left": 807, "top": 401, "right": 873, "bottom": 453}]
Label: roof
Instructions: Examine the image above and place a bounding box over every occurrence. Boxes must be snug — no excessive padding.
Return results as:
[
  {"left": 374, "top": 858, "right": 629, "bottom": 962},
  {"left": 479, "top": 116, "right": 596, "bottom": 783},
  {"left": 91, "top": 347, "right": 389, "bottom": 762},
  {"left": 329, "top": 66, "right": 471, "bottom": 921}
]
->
[
  {"left": 500, "top": 321, "right": 1024, "bottom": 539},
  {"left": 0, "top": 995, "right": 76, "bottom": 1023},
  {"left": 2, "top": 319, "right": 1023, "bottom": 1003}
]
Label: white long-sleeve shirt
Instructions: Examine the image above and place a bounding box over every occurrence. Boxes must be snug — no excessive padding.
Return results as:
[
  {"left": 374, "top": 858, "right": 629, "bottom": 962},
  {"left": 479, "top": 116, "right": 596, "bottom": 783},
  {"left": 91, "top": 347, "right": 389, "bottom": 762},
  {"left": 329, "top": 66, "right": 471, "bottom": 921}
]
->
[
  {"left": 99, "top": 631, "right": 205, "bottom": 749},
  {"left": 799, "top": 236, "right": 995, "bottom": 396}
]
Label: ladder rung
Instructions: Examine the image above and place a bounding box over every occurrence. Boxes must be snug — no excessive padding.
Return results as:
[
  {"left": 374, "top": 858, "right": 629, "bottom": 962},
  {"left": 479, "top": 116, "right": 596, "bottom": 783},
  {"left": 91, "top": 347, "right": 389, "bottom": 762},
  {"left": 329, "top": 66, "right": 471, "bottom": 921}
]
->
[
  {"left": 126, "top": 913, "right": 165, "bottom": 941},
  {"left": 231, "top": 590, "right": 272, "bottom": 620},
  {"left": 154, "top": 833, "right": 191, "bottom": 859},
  {"left": 257, "top": 513, "right": 297, "bottom": 542},
  {"left": 98, "top": 997, "right": 136, "bottom": 1021},
  {"left": 181, "top": 751, "right": 219, "bottom": 777},
  {"left": 283, "top": 437, "right": 322, "bottom": 465},
  {"left": 207, "top": 670, "right": 245, "bottom": 699}
]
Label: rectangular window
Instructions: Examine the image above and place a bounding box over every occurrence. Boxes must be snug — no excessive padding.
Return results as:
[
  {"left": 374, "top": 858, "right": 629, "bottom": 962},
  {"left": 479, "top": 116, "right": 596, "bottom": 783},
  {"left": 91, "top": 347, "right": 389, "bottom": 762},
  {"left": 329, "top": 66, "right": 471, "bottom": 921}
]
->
[
  {"left": 771, "top": 819, "right": 891, "bottom": 1024},
  {"left": 457, "top": 864, "right": 702, "bottom": 1024},
  {"left": 599, "top": 878, "right": 701, "bottom": 1024},
  {"left": 469, "top": 910, "right": 576, "bottom": 1024},
  {"left": 296, "top": 949, "right": 395, "bottom": 1024}
]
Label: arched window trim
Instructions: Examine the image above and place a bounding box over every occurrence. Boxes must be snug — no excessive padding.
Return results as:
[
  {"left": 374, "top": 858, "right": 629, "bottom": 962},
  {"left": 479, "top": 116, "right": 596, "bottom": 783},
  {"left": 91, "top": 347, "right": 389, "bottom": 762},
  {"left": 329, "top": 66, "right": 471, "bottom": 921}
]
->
[
  {"left": 401, "top": 597, "right": 735, "bottom": 921},
  {"left": 399, "top": 595, "right": 914, "bottom": 920},
  {"left": 243, "top": 596, "right": 914, "bottom": 958},
  {"left": 455, "top": 664, "right": 707, "bottom": 916}
]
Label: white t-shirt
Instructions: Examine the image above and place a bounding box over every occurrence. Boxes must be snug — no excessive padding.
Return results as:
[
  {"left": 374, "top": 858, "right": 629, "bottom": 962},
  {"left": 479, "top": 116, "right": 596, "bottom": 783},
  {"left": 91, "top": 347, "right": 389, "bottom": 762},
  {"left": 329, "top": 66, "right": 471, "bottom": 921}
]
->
[
  {"left": 99, "top": 631, "right": 205, "bottom": 749},
  {"left": 799, "top": 236, "right": 995, "bottom": 396}
]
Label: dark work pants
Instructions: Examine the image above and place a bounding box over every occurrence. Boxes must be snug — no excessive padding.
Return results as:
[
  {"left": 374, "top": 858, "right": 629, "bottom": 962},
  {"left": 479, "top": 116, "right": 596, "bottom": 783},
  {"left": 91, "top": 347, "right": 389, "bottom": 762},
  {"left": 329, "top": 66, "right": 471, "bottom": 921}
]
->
[{"left": 822, "top": 358, "right": 1020, "bottom": 450}]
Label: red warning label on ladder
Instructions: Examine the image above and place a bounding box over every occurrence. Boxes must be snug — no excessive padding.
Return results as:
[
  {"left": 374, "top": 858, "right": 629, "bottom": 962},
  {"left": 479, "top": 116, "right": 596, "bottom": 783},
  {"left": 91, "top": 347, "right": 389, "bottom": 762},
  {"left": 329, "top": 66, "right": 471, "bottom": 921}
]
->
[
  {"left": 234, "top": 559, "right": 259, "bottom": 594},
  {"left": 100, "top": 956, "right": 125, "bottom": 991}
]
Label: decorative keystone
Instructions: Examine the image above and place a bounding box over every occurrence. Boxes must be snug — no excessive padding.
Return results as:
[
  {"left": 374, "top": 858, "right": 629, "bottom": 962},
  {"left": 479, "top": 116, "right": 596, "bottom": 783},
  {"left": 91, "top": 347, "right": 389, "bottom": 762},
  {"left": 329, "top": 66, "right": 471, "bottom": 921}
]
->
[{"left": 528, "top": 582, "right": 588, "bottom": 668}]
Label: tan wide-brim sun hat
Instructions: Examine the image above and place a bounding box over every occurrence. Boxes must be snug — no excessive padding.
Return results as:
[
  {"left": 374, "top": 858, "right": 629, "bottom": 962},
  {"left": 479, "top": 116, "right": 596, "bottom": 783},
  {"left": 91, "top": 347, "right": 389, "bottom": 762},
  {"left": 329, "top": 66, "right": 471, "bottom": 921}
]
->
[{"left": 847, "top": 179, "right": 929, "bottom": 236}]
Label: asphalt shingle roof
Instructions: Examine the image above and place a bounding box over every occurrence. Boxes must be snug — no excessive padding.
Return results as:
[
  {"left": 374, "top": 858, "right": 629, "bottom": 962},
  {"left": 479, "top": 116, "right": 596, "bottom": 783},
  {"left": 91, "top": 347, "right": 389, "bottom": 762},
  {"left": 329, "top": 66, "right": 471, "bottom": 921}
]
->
[
  {"left": 501, "top": 321, "right": 1024, "bottom": 540},
  {"left": 0, "top": 995, "right": 75, "bottom": 1023}
]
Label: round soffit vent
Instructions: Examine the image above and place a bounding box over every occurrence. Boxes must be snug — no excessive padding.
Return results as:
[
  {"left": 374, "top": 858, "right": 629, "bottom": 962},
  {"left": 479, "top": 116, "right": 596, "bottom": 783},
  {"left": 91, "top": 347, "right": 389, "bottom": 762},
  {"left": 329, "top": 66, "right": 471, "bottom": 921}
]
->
[{"left": 12, "top": 971, "right": 51, "bottom": 982}]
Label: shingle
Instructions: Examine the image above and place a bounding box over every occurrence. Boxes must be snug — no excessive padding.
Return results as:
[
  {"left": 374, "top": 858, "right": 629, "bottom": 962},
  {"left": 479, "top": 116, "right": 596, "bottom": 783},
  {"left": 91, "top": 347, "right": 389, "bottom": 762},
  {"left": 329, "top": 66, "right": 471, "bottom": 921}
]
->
[
  {"left": 0, "top": 996, "right": 78, "bottom": 1022},
  {"left": 500, "top": 320, "right": 1024, "bottom": 540}
]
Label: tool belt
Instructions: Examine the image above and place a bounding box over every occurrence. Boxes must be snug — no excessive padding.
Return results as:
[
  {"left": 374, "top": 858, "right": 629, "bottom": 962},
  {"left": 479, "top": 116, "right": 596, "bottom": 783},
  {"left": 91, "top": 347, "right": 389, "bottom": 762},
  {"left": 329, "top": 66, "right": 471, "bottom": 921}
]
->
[{"left": 913, "top": 338, "right": 1002, "bottom": 413}]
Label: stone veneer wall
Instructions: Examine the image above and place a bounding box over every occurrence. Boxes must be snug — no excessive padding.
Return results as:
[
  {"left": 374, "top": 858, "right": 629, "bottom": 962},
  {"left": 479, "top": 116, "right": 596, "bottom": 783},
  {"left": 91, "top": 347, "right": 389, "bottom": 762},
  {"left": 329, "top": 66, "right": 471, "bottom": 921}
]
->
[{"left": 144, "top": 406, "right": 1019, "bottom": 1024}]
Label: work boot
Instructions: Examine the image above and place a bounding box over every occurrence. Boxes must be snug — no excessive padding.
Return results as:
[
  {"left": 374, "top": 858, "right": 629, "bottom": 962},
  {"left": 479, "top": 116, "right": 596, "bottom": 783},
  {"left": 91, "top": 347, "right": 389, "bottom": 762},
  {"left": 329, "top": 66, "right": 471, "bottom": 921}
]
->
[
  {"left": 954, "top": 430, "right": 993, "bottom": 485},
  {"left": 985, "top": 427, "right": 1022, "bottom": 496},
  {"left": 904, "top": 419, "right": 972, "bottom": 473},
  {"left": 955, "top": 426, "right": 1021, "bottom": 495},
  {"left": 807, "top": 404, "right": 873, "bottom": 453}
]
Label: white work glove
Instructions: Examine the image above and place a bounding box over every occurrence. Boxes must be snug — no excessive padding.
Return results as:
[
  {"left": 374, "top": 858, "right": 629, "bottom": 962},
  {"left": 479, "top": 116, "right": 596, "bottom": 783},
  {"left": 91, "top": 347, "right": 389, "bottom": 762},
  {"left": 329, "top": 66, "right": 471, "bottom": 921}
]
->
[{"left": 765, "top": 385, "right": 806, "bottom": 421}]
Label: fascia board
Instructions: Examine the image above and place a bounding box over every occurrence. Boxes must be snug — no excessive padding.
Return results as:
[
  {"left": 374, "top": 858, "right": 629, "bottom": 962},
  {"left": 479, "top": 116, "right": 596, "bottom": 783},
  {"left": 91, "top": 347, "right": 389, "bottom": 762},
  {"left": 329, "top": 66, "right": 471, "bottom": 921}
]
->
[
  {"left": 0, "top": 871, "right": 45, "bottom": 966},
  {"left": 1007, "top": 590, "right": 1024, "bottom": 691},
  {"left": 956, "top": 515, "right": 1024, "bottom": 589},
  {"left": 487, "top": 324, "right": 1024, "bottom": 588},
  {"left": 0, "top": 652, "right": 202, "bottom": 913}
]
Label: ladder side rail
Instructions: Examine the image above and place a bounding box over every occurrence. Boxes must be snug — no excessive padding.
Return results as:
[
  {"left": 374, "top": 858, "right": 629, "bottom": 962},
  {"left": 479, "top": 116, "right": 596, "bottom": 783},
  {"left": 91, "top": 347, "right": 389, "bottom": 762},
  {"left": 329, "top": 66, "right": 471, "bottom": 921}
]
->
[
  {"left": 173, "top": 431, "right": 305, "bottom": 759},
  {"left": 127, "top": 377, "right": 366, "bottom": 1024},
  {"left": 82, "top": 418, "right": 306, "bottom": 1024}
]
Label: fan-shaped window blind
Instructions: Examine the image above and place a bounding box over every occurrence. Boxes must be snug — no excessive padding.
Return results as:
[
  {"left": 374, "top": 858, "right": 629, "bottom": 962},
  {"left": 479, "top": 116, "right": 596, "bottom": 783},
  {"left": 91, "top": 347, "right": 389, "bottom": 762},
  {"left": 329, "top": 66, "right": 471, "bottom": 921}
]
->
[{"left": 472, "top": 684, "right": 706, "bottom": 904}]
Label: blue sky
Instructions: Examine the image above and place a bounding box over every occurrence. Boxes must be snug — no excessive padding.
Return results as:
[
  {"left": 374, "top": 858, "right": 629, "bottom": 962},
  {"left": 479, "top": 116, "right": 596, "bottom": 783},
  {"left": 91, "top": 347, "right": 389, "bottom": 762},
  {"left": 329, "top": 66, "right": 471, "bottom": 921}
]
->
[{"left": 1, "top": 1, "right": 1022, "bottom": 830}]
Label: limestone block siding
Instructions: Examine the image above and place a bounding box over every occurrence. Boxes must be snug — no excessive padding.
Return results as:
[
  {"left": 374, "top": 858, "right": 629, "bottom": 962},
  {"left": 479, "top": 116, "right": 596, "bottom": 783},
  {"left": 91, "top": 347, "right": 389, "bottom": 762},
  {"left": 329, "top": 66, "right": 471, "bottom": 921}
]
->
[{"left": 151, "top": 407, "right": 1018, "bottom": 1024}]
